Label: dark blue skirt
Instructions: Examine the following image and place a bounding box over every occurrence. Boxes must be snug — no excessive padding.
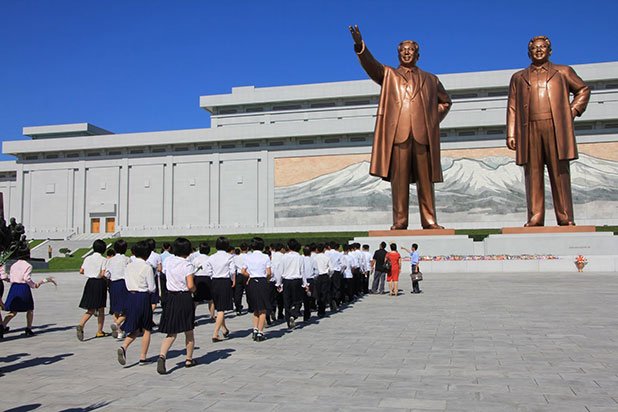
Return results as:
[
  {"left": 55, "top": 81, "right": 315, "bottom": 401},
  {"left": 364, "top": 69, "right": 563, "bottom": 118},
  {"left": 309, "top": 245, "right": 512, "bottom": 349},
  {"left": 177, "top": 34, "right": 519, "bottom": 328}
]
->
[
  {"left": 193, "top": 276, "right": 212, "bottom": 302},
  {"left": 109, "top": 279, "right": 128, "bottom": 314},
  {"left": 159, "top": 291, "right": 195, "bottom": 334},
  {"left": 150, "top": 273, "right": 160, "bottom": 305},
  {"left": 121, "top": 291, "right": 154, "bottom": 335},
  {"left": 5, "top": 283, "right": 34, "bottom": 312},
  {"left": 246, "top": 277, "right": 271, "bottom": 312},
  {"left": 211, "top": 278, "right": 233, "bottom": 311},
  {"left": 79, "top": 277, "right": 107, "bottom": 310}
]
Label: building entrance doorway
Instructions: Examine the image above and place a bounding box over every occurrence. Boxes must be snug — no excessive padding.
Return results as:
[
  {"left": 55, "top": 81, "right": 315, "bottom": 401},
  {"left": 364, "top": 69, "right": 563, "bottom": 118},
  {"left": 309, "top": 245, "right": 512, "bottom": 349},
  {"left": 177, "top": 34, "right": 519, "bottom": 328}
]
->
[
  {"left": 105, "top": 217, "right": 115, "bottom": 233},
  {"left": 90, "top": 218, "right": 100, "bottom": 233}
]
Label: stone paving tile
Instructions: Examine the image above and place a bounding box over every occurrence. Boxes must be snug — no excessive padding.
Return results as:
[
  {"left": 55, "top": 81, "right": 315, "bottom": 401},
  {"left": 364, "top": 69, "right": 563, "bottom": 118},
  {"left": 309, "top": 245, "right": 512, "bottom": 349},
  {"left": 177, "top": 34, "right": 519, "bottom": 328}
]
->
[{"left": 2, "top": 271, "right": 618, "bottom": 411}]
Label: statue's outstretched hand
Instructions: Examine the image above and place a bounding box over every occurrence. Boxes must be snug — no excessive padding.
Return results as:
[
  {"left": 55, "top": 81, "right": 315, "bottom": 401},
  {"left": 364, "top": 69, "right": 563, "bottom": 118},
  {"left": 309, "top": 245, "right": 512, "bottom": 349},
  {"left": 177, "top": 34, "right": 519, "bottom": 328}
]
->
[{"left": 349, "top": 25, "right": 363, "bottom": 46}]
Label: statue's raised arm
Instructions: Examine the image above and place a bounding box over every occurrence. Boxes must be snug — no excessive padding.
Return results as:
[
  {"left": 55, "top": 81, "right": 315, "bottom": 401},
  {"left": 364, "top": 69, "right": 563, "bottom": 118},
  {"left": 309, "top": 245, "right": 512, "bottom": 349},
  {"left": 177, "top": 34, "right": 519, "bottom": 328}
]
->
[
  {"left": 349, "top": 25, "right": 363, "bottom": 49},
  {"left": 349, "top": 25, "right": 384, "bottom": 85}
]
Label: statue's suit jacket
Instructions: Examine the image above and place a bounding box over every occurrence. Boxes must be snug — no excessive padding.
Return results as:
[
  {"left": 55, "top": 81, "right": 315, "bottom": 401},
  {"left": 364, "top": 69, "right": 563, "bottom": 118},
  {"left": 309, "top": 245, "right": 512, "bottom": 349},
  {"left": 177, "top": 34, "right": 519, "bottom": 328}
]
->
[
  {"left": 356, "top": 43, "right": 451, "bottom": 183},
  {"left": 507, "top": 62, "right": 590, "bottom": 166}
]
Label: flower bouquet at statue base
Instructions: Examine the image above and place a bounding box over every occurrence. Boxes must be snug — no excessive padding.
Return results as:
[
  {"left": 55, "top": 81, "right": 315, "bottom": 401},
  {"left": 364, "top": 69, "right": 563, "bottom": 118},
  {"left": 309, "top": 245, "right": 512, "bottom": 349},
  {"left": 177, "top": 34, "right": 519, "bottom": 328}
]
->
[{"left": 574, "top": 255, "right": 588, "bottom": 273}]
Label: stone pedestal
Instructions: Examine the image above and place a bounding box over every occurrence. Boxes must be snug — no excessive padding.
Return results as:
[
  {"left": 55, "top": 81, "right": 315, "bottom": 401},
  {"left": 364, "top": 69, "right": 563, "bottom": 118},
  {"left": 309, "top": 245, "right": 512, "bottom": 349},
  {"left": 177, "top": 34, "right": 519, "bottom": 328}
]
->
[
  {"left": 353, "top": 234, "right": 475, "bottom": 256},
  {"left": 501, "top": 226, "right": 596, "bottom": 234},
  {"left": 368, "top": 228, "right": 455, "bottom": 237},
  {"left": 484, "top": 231, "right": 617, "bottom": 256}
]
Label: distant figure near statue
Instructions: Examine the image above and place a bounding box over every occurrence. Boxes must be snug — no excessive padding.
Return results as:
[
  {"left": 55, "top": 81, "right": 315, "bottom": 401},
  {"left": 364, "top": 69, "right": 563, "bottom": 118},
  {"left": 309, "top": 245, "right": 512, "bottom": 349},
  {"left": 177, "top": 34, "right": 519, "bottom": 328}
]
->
[
  {"left": 507, "top": 36, "right": 590, "bottom": 227},
  {"left": 350, "top": 25, "right": 451, "bottom": 230}
]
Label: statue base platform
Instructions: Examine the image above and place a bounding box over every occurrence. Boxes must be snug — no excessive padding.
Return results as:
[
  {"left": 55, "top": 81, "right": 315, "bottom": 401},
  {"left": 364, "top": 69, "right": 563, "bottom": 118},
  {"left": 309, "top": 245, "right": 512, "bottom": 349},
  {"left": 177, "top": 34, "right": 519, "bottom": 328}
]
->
[
  {"left": 368, "top": 228, "right": 455, "bottom": 237},
  {"left": 353, "top": 229, "right": 618, "bottom": 272},
  {"left": 501, "top": 225, "right": 596, "bottom": 234}
]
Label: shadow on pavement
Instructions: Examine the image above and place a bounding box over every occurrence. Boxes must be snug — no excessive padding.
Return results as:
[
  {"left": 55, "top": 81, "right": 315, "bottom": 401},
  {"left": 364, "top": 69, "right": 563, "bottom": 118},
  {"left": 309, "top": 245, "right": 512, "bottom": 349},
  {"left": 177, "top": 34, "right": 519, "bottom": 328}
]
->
[{"left": 0, "top": 353, "right": 74, "bottom": 374}]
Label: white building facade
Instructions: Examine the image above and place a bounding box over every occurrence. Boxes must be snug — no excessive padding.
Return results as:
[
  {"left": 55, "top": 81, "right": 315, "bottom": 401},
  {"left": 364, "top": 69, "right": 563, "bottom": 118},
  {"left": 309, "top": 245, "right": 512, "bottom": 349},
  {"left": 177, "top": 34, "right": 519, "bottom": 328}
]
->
[{"left": 2, "top": 62, "right": 618, "bottom": 239}]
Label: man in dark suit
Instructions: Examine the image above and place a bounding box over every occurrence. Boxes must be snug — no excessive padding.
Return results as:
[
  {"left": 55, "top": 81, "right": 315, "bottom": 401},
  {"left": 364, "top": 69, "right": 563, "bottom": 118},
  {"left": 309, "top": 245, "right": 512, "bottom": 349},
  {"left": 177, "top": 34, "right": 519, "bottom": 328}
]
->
[
  {"left": 507, "top": 36, "right": 590, "bottom": 226},
  {"left": 350, "top": 25, "right": 451, "bottom": 230}
]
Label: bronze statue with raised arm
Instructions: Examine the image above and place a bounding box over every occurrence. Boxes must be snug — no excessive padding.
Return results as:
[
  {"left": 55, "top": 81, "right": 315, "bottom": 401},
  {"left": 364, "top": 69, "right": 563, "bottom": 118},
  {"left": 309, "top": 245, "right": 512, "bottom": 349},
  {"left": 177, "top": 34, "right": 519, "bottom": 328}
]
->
[
  {"left": 507, "top": 36, "right": 590, "bottom": 227},
  {"left": 349, "top": 25, "right": 451, "bottom": 230}
]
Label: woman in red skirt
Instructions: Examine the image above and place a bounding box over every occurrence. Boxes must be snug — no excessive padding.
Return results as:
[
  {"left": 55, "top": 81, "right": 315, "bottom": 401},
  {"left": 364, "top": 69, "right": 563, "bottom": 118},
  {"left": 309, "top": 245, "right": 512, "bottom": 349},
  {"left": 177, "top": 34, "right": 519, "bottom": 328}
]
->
[{"left": 386, "top": 243, "right": 401, "bottom": 296}]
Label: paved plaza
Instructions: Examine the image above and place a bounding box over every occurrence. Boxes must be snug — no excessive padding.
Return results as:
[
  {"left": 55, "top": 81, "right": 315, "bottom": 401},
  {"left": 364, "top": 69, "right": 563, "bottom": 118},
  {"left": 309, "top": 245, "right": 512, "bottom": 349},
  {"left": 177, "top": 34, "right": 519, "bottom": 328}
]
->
[{"left": 1, "top": 271, "right": 618, "bottom": 411}]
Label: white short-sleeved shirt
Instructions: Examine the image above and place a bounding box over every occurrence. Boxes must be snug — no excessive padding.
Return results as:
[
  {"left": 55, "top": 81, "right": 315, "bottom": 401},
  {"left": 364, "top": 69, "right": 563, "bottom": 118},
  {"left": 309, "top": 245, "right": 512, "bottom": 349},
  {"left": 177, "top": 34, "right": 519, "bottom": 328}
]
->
[
  {"left": 342, "top": 254, "right": 353, "bottom": 279},
  {"left": 192, "top": 253, "right": 210, "bottom": 277},
  {"left": 326, "top": 249, "right": 343, "bottom": 272},
  {"left": 147, "top": 251, "right": 162, "bottom": 274},
  {"left": 105, "top": 254, "right": 130, "bottom": 281},
  {"left": 233, "top": 253, "right": 247, "bottom": 274},
  {"left": 363, "top": 250, "right": 372, "bottom": 271},
  {"left": 280, "top": 251, "right": 304, "bottom": 282},
  {"left": 302, "top": 255, "right": 317, "bottom": 280},
  {"left": 243, "top": 251, "right": 271, "bottom": 278},
  {"left": 314, "top": 253, "right": 331, "bottom": 275},
  {"left": 206, "top": 250, "right": 234, "bottom": 280},
  {"left": 164, "top": 255, "right": 195, "bottom": 292},
  {"left": 125, "top": 258, "right": 156, "bottom": 292},
  {"left": 270, "top": 251, "right": 284, "bottom": 283},
  {"left": 81, "top": 253, "right": 106, "bottom": 278}
]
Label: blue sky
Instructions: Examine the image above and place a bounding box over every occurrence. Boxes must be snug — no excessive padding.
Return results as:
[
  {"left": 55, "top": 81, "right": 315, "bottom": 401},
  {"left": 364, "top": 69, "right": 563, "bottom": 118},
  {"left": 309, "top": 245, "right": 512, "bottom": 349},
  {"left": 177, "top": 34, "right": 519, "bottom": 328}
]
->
[{"left": 1, "top": 0, "right": 617, "bottom": 160}]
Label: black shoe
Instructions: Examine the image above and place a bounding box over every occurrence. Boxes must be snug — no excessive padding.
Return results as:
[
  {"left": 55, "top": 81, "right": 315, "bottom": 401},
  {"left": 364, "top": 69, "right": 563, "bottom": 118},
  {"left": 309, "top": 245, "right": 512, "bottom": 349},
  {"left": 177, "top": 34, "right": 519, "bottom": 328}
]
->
[
  {"left": 252, "top": 329, "right": 258, "bottom": 341},
  {"left": 24, "top": 328, "right": 35, "bottom": 337},
  {"left": 266, "top": 318, "right": 272, "bottom": 326},
  {"left": 256, "top": 332, "right": 266, "bottom": 342},
  {"left": 117, "top": 347, "right": 127, "bottom": 365},
  {"left": 236, "top": 311, "right": 242, "bottom": 316},
  {"left": 157, "top": 356, "right": 166, "bottom": 375}
]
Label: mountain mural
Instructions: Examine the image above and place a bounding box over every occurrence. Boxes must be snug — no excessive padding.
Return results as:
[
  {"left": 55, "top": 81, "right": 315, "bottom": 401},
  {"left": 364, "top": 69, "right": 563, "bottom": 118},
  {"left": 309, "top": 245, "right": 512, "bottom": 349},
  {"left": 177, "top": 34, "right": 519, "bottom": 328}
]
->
[{"left": 274, "top": 154, "right": 618, "bottom": 221}]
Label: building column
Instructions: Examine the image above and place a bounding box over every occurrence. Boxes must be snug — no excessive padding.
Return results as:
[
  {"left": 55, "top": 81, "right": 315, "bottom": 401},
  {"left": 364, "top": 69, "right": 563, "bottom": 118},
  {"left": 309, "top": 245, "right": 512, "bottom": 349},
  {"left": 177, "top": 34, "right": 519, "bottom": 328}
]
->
[
  {"left": 118, "top": 159, "right": 129, "bottom": 229},
  {"left": 211, "top": 154, "right": 220, "bottom": 226},
  {"left": 14, "top": 163, "right": 24, "bottom": 224},
  {"left": 163, "top": 156, "right": 174, "bottom": 227},
  {"left": 74, "top": 161, "right": 86, "bottom": 234}
]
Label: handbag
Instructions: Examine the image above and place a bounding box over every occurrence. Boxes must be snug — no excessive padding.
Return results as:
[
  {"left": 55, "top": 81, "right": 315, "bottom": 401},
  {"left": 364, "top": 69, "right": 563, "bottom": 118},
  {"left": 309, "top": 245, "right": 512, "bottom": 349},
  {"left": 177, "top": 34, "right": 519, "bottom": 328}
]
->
[
  {"left": 383, "top": 256, "right": 392, "bottom": 272},
  {"left": 410, "top": 268, "right": 423, "bottom": 282}
]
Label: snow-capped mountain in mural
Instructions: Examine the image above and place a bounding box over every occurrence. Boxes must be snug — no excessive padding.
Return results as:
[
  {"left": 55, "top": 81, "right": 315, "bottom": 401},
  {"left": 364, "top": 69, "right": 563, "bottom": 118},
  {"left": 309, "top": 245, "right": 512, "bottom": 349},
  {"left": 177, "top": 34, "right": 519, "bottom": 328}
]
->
[{"left": 274, "top": 153, "right": 618, "bottom": 218}]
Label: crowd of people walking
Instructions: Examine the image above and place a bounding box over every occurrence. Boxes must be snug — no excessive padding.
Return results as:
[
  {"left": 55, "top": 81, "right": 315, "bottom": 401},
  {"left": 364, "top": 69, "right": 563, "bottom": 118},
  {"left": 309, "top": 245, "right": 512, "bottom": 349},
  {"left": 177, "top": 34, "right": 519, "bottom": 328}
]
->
[{"left": 1, "top": 236, "right": 424, "bottom": 375}]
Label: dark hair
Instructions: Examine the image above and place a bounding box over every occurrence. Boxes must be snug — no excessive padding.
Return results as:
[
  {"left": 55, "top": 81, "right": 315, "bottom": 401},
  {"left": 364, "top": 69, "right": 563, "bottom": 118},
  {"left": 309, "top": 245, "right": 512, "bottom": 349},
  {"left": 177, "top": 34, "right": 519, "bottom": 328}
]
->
[
  {"left": 132, "top": 240, "right": 151, "bottom": 260},
  {"left": 316, "top": 243, "right": 325, "bottom": 253},
  {"left": 162, "top": 242, "right": 172, "bottom": 252},
  {"left": 380, "top": 241, "right": 387, "bottom": 249},
  {"left": 199, "top": 242, "right": 211, "bottom": 255},
  {"left": 215, "top": 236, "right": 230, "bottom": 251},
  {"left": 302, "top": 246, "right": 311, "bottom": 257},
  {"left": 390, "top": 243, "right": 397, "bottom": 251},
  {"left": 113, "top": 239, "right": 128, "bottom": 255},
  {"left": 412, "top": 243, "right": 418, "bottom": 250},
  {"left": 92, "top": 239, "right": 106, "bottom": 254},
  {"left": 287, "top": 238, "right": 301, "bottom": 252},
  {"left": 106, "top": 249, "right": 116, "bottom": 257},
  {"left": 250, "top": 237, "right": 265, "bottom": 252},
  {"left": 272, "top": 242, "right": 284, "bottom": 252},
  {"left": 363, "top": 244, "right": 370, "bottom": 250},
  {"left": 239, "top": 242, "right": 248, "bottom": 252},
  {"left": 173, "top": 237, "right": 192, "bottom": 258},
  {"left": 146, "top": 238, "right": 156, "bottom": 252},
  {"left": 342, "top": 244, "right": 350, "bottom": 252}
]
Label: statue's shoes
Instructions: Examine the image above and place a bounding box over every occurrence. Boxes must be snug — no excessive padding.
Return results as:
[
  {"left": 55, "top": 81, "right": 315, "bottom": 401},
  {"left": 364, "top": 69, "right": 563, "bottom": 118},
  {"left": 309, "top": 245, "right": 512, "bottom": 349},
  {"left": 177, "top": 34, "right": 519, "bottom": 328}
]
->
[
  {"left": 559, "top": 221, "right": 576, "bottom": 226},
  {"left": 424, "top": 224, "right": 444, "bottom": 230},
  {"left": 390, "top": 225, "right": 407, "bottom": 230}
]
